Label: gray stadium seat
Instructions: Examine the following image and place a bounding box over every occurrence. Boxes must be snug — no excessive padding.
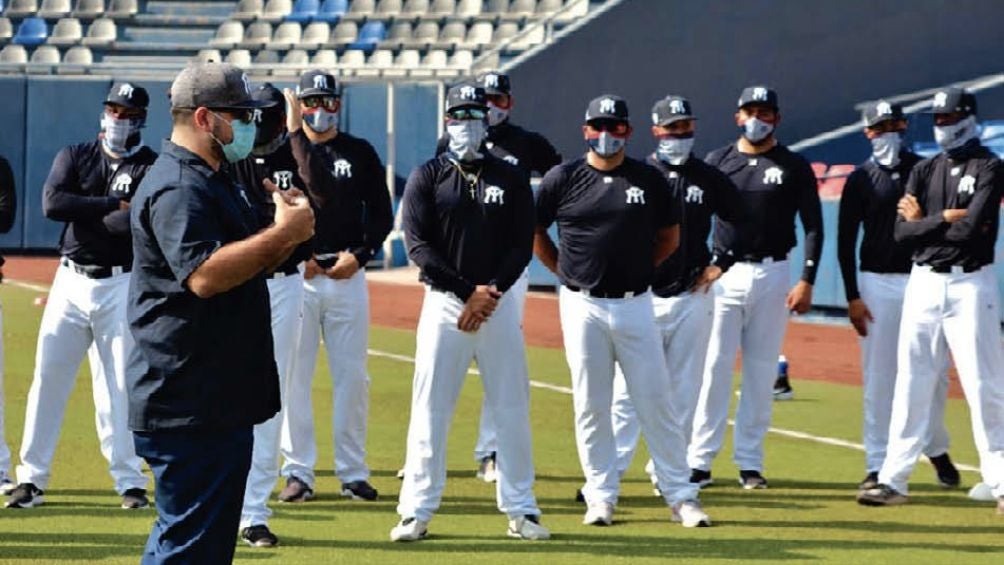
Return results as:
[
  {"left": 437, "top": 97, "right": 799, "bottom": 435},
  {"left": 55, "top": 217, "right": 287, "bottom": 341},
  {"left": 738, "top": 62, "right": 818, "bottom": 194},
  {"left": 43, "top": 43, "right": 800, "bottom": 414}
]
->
[
  {"left": 225, "top": 49, "right": 252, "bottom": 66},
  {"left": 300, "top": 21, "right": 329, "bottom": 48},
  {"left": 81, "top": 17, "right": 115, "bottom": 45},
  {"left": 48, "top": 17, "right": 82, "bottom": 45},
  {"left": 30, "top": 44, "right": 60, "bottom": 63},
  {"left": 71, "top": 0, "right": 104, "bottom": 18},
  {"left": 463, "top": 20, "right": 491, "bottom": 45},
  {"left": 507, "top": 0, "right": 535, "bottom": 18},
  {"left": 5, "top": 0, "right": 40, "bottom": 18},
  {"left": 437, "top": 20, "right": 465, "bottom": 46},
  {"left": 281, "top": 48, "right": 308, "bottom": 64},
  {"left": 428, "top": 0, "right": 454, "bottom": 17},
  {"left": 270, "top": 21, "right": 301, "bottom": 48},
  {"left": 61, "top": 44, "right": 92, "bottom": 64},
  {"left": 492, "top": 20, "right": 517, "bottom": 42},
  {"left": 346, "top": 0, "right": 375, "bottom": 17},
  {"left": 329, "top": 20, "right": 357, "bottom": 45},
  {"left": 376, "top": 0, "right": 401, "bottom": 17},
  {"left": 555, "top": 0, "right": 585, "bottom": 23},
  {"left": 261, "top": 0, "right": 292, "bottom": 22},
  {"left": 455, "top": 0, "right": 481, "bottom": 18},
  {"left": 420, "top": 48, "right": 445, "bottom": 67},
  {"left": 408, "top": 20, "right": 438, "bottom": 45},
  {"left": 400, "top": 0, "right": 428, "bottom": 17},
  {"left": 209, "top": 21, "right": 244, "bottom": 46},
  {"left": 106, "top": 0, "right": 136, "bottom": 18},
  {"left": 384, "top": 48, "right": 416, "bottom": 77},
  {"left": 339, "top": 48, "right": 365, "bottom": 67},
  {"left": 382, "top": 20, "right": 411, "bottom": 47},
  {"left": 355, "top": 47, "right": 391, "bottom": 77},
  {"left": 447, "top": 47, "right": 471, "bottom": 69},
  {"left": 0, "top": 18, "right": 12, "bottom": 40},
  {"left": 232, "top": 0, "right": 263, "bottom": 21},
  {"left": 0, "top": 44, "right": 28, "bottom": 63},
  {"left": 195, "top": 48, "right": 222, "bottom": 63},
  {"left": 253, "top": 49, "right": 280, "bottom": 64},
  {"left": 536, "top": 0, "right": 561, "bottom": 14},
  {"left": 485, "top": 0, "right": 507, "bottom": 14},
  {"left": 310, "top": 48, "right": 336, "bottom": 66},
  {"left": 241, "top": 21, "right": 273, "bottom": 47},
  {"left": 38, "top": 0, "right": 72, "bottom": 19}
]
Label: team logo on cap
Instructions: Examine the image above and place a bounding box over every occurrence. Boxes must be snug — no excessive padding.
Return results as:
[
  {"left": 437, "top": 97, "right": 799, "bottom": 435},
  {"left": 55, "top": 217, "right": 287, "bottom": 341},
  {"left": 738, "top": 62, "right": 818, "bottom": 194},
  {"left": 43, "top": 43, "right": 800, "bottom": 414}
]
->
[
  {"left": 763, "top": 166, "right": 784, "bottom": 185},
  {"left": 599, "top": 98, "right": 617, "bottom": 114},
  {"left": 484, "top": 74, "right": 500, "bottom": 89},
  {"left": 313, "top": 74, "right": 328, "bottom": 89},
  {"left": 933, "top": 91, "right": 948, "bottom": 108},
  {"left": 333, "top": 159, "right": 353, "bottom": 178},
  {"left": 118, "top": 84, "right": 135, "bottom": 99},
  {"left": 625, "top": 186, "right": 645, "bottom": 204},
  {"left": 273, "top": 170, "right": 294, "bottom": 190},
  {"left": 958, "top": 174, "right": 976, "bottom": 195},
  {"left": 685, "top": 185, "right": 704, "bottom": 204},
  {"left": 459, "top": 86, "right": 478, "bottom": 100},
  {"left": 876, "top": 101, "right": 892, "bottom": 116},
  {"left": 252, "top": 109, "right": 263, "bottom": 123},
  {"left": 669, "top": 99, "right": 686, "bottom": 114},
  {"left": 484, "top": 185, "right": 505, "bottom": 205},
  {"left": 751, "top": 87, "right": 769, "bottom": 101}
]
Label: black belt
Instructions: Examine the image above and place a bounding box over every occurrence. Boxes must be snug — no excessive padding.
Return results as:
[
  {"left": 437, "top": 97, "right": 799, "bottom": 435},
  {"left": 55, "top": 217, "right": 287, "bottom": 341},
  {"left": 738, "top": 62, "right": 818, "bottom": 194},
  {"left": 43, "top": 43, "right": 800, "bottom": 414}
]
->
[
  {"left": 61, "top": 257, "right": 130, "bottom": 279},
  {"left": 269, "top": 265, "right": 301, "bottom": 279},
  {"left": 922, "top": 263, "right": 985, "bottom": 274},
  {"left": 566, "top": 285, "right": 649, "bottom": 299},
  {"left": 738, "top": 253, "right": 787, "bottom": 263}
]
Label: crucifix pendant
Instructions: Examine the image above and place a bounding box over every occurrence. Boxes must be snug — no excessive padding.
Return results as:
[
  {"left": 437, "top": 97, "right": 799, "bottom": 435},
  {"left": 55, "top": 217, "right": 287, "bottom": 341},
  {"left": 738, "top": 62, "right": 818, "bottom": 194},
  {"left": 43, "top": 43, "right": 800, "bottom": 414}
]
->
[{"left": 468, "top": 184, "right": 477, "bottom": 200}]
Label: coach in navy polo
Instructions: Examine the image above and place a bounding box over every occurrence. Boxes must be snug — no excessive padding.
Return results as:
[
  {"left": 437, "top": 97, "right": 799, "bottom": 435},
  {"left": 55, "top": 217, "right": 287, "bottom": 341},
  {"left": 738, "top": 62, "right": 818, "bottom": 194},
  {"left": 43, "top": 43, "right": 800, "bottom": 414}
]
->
[{"left": 127, "top": 63, "right": 314, "bottom": 564}]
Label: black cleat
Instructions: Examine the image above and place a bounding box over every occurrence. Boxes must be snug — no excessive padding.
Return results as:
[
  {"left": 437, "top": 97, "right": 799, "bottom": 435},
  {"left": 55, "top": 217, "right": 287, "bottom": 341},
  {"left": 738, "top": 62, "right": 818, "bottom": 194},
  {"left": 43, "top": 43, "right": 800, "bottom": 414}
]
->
[
  {"left": 858, "top": 471, "right": 880, "bottom": 491},
  {"left": 773, "top": 375, "right": 794, "bottom": 400},
  {"left": 5, "top": 483, "right": 44, "bottom": 508},
  {"left": 857, "top": 484, "right": 908, "bottom": 506},
  {"left": 739, "top": 470, "right": 768, "bottom": 490},
  {"left": 341, "top": 480, "right": 378, "bottom": 501},
  {"left": 241, "top": 524, "right": 279, "bottom": 547},
  {"left": 689, "top": 468, "right": 713, "bottom": 488},
  {"left": 929, "top": 453, "right": 961, "bottom": 488},
  {"left": 277, "top": 476, "right": 313, "bottom": 503},
  {"left": 121, "top": 488, "right": 150, "bottom": 509},
  {"left": 574, "top": 488, "right": 585, "bottom": 503}
]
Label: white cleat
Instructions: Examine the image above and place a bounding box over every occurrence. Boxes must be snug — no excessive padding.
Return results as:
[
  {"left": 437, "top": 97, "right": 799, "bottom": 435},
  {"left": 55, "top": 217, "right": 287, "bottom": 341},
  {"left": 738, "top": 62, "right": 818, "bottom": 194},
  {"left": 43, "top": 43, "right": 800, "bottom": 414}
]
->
[
  {"left": 968, "top": 482, "right": 996, "bottom": 502},
  {"left": 582, "top": 502, "right": 614, "bottom": 526},
  {"left": 644, "top": 459, "right": 661, "bottom": 497},
  {"left": 390, "top": 517, "right": 429, "bottom": 542},
  {"left": 507, "top": 515, "right": 551, "bottom": 540},
  {"left": 672, "top": 499, "right": 712, "bottom": 528}
]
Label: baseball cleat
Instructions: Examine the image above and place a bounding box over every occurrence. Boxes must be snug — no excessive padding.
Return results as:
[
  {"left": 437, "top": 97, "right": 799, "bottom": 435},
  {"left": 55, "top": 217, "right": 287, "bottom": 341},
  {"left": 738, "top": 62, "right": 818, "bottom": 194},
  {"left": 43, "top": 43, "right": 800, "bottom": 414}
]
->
[
  {"left": 574, "top": 488, "right": 585, "bottom": 503},
  {"left": 582, "top": 502, "right": 614, "bottom": 526},
  {"left": 671, "top": 499, "right": 712, "bottom": 527},
  {"left": 856, "top": 484, "right": 908, "bottom": 506},
  {"left": 341, "top": 480, "right": 378, "bottom": 501},
  {"left": 507, "top": 514, "right": 550, "bottom": 540},
  {"left": 689, "top": 468, "right": 713, "bottom": 488},
  {"left": 739, "top": 470, "right": 768, "bottom": 490},
  {"left": 772, "top": 375, "right": 794, "bottom": 400},
  {"left": 968, "top": 482, "right": 995, "bottom": 502},
  {"left": 5, "top": 483, "right": 44, "bottom": 508},
  {"left": 858, "top": 472, "right": 880, "bottom": 491},
  {"left": 390, "top": 517, "right": 428, "bottom": 542},
  {"left": 476, "top": 452, "right": 498, "bottom": 483},
  {"left": 121, "top": 488, "right": 150, "bottom": 509},
  {"left": 928, "top": 453, "right": 960, "bottom": 488},
  {"left": 277, "top": 476, "right": 314, "bottom": 503},
  {"left": 241, "top": 524, "right": 279, "bottom": 547}
]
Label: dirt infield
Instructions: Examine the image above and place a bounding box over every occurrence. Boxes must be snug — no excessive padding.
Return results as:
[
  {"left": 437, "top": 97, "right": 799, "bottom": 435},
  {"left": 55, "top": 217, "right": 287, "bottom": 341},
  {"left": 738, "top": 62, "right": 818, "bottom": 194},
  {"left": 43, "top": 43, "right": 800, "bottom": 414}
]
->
[{"left": 2, "top": 256, "right": 964, "bottom": 397}]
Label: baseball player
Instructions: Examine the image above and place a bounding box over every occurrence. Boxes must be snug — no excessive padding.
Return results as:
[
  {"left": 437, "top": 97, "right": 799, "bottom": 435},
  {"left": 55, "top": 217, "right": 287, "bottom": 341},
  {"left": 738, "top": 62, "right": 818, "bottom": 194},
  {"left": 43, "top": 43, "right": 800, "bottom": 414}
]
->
[
  {"left": 536, "top": 94, "right": 711, "bottom": 527},
  {"left": 857, "top": 88, "right": 1004, "bottom": 513},
  {"left": 688, "top": 86, "right": 823, "bottom": 489},
  {"left": 393, "top": 82, "right": 547, "bottom": 542},
  {"left": 6, "top": 83, "right": 155, "bottom": 509},
  {"left": 837, "top": 100, "right": 959, "bottom": 491},
  {"left": 230, "top": 83, "right": 318, "bottom": 546},
  {"left": 431, "top": 70, "right": 562, "bottom": 483},
  {"left": 278, "top": 70, "right": 392, "bottom": 503},
  {"left": 609, "top": 96, "right": 743, "bottom": 491},
  {"left": 0, "top": 153, "right": 16, "bottom": 495}
]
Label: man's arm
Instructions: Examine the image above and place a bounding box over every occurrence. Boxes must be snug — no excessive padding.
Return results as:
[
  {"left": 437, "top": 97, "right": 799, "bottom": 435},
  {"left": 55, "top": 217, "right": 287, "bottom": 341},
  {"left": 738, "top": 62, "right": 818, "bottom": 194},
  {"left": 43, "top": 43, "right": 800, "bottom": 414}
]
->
[
  {"left": 894, "top": 164, "right": 948, "bottom": 242},
  {"left": 491, "top": 174, "right": 534, "bottom": 291},
  {"left": 532, "top": 166, "right": 562, "bottom": 275},
  {"left": 836, "top": 170, "right": 865, "bottom": 302},
  {"left": 531, "top": 133, "right": 562, "bottom": 176},
  {"left": 944, "top": 161, "right": 1003, "bottom": 242},
  {"left": 795, "top": 157, "right": 824, "bottom": 285},
  {"left": 43, "top": 147, "right": 121, "bottom": 222}
]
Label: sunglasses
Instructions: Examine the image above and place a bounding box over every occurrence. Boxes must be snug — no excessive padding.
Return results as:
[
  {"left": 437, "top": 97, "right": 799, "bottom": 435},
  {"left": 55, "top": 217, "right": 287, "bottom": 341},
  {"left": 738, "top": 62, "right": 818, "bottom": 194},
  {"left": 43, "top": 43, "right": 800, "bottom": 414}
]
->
[
  {"left": 447, "top": 107, "right": 487, "bottom": 121},
  {"left": 301, "top": 96, "right": 339, "bottom": 111},
  {"left": 586, "top": 119, "right": 630, "bottom": 136},
  {"left": 209, "top": 108, "right": 255, "bottom": 124},
  {"left": 486, "top": 94, "right": 512, "bottom": 109}
]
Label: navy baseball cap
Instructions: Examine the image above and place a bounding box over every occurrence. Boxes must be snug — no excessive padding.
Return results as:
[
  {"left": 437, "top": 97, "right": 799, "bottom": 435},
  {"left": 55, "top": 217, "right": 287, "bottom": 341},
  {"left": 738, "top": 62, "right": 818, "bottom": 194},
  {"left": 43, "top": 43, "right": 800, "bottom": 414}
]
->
[
  {"left": 861, "top": 100, "right": 905, "bottom": 127},
  {"left": 651, "top": 95, "right": 696, "bottom": 126},
  {"left": 737, "top": 85, "right": 779, "bottom": 110},
  {"left": 105, "top": 82, "right": 149, "bottom": 109},
  {"left": 170, "top": 63, "right": 268, "bottom": 109},
  {"left": 253, "top": 82, "right": 284, "bottom": 108},
  {"left": 445, "top": 82, "right": 487, "bottom": 112},
  {"left": 924, "top": 87, "right": 977, "bottom": 116},
  {"left": 298, "top": 70, "right": 340, "bottom": 99},
  {"left": 477, "top": 70, "right": 511, "bottom": 96},
  {"left": 585, "top": 95, "right": 629, "bottom": 122}
]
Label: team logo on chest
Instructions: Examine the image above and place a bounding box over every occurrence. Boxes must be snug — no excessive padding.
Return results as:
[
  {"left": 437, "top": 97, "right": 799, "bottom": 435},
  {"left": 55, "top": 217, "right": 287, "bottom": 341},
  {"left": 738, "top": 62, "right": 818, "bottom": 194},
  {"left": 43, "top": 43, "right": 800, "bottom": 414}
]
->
[
  {"left": 273, "top": 170, "right": 294, "bottom": 190},
  {"left": 484, "top": 185, "right": 505, "bottom": 205},
  {"left": 763, "top": 166, "right": 784, "bottom": 184},
  {"left": 958, "top": 174, "right": 976, "bottom": 195},
  {"left": 332, "top": 159, "right": 352, "bottom": 178},
  {"left": 110, "top": 173, "right": 133, "bottom": 195},
  {"left": 625, "top": 186, "right": 645, "bottom": 204},
  {"left": 685, "top": 185, "right": 704, "bottom": 204}
]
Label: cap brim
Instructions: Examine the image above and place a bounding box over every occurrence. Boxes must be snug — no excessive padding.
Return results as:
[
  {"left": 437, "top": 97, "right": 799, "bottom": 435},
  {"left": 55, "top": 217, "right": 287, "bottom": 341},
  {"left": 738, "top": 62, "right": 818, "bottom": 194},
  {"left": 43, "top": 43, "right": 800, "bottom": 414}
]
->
[
  {"left": 104, "top": 98, "right": 143, "bottom": 109},
  {"left": 656, "top": 115, "right": 697, "bottom": 126},
  {"left": 218, "top": 99, "right": 273, "bottom": 109},
  {"left": 483, "top": 87, "right": 509, "bottom": 96},
  {"left": 297, "top": 88, "right": 339, "bottom": 99},
  {"left": 586, "top": 115, "right": 629, "bottom": 123}
]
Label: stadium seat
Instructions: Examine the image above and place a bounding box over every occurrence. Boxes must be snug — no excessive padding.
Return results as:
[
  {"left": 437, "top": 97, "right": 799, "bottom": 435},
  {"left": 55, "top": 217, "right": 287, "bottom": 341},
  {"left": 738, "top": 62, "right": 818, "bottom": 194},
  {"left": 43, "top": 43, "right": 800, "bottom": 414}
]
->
[
  {"left": 299, "top": 20, "right": 329, "bottom": 48},
  {"left": 30, "top": 44, "right": 60, "bottom": 63},
  {"left": 510, "top": 21, "right": 542, "bottom": 49},
  {"left": 71, "top": 0, "right": 103, "bottom": 18},
  {"left": 328, "top": 19, "right": 357, "bottom": 44},
  {"left": 420, "top": 48, "right": 445, "bottom": 67},
  {"left": 463, "top": 20, "right": 491, "bottom": 45},
  {"left": 447, "top": 47, "right": 471, "bottom": 68},
  {"left": 232, "top": 0, "right": 263, "bottom": 21},
  {"left": 381, "top": 20, "right": 410, "bottom": 48},
  {"left": 375, "top": 0, "right": 401, "bottom": 17},
  {"left": 554, "top": 0, "right": 585, "bottom": 23},
  {"left": 472, "top": 49, "right": 496, "bottom": 69},
  {"left": 344, "top": 0, "right": 375, "bottom": 20},
  {"left": 262, "top": 0, "right": 292, "bottom": 22},
  {"left": 358, "top": 47, "right": 391, "bottom": 76},
  {"left": 536, "top": 0, "right": 561, "bottom": 13},
  {"left": 5, "top": 0, "right": 39, "bottom": 18},
  {"left": 273, "top": 47, "right": 308, "bottom": 75},
  {"left": 400, "top": 0, "right": 428, "bottom": 17},
  {"left": 105, "top": 0, "right": 135, "bottom": 18},
  {"left": 38, "top": 0, "right": 71, "bottom": 19},
  {"left": 195, "top": 48, "right": 222, "bottom": 62},
  {"left": 455, "top": 0, "right": 481, "bottom": 18},
  {"left": 0, "top": 17, "right": 12, "bottom": 40},
  {"left": 310, "top": 47, "right": 336, "bottom": 65},
  {"left": 505, "top": 0, "right": 534, "bottom": 19},
  {"left": 0, "top": 43, "right": 28, "bottom": 63},
  {"left": 253, "top": 48, "right": 280, "bottom": 64},
  {"left": 81, "top": 16, "right": 114, "bottom": 45},
  {"left": 339, "top": 47, "right": 365, "bottom": 67},
  {"left": 485, "top": 0, "right": 508, "bottom": 14},
  {"left": 436, "top": 20, "right": 465, "bottom": 47},
  {"left": 270, "top": 21, "right": 301, "bottom": 48},
  {"left": 313, "top": 0, "right": 346, "bottom": 22},
  {"left": 346, "top": 19, "right": 383, "bottom": 52},
  {"left": 387, "top": 47, "right": 417, "bottom": 76},
  {"left": 240, "top": 20, "right": 273, "bottom": 47},
  {"left": 209, "top": 20, "right": 244, "bottom": 46},
  {"left": 427, "top": 0, "right": 453, "bottom": 17},
  {"left": 60, "top": 44, "right": 91, "bottom": 64},
  {"left": 285, "top": 0, "right": 318, "bottom": 22},
  {"left": 13, "top": 17, "right": 48, "bottom": 46},
  {"left": 47, "top": 17, "right": 81, "bottom": 44},
  {"left": 492, "top": 20, "right": 517, "bottom": 42},
  {"left": 225, "top": 48, "right": 252, "bottom": 66},
  {"left": 407, "top": 20, "right": 437, "bottom": 46}
]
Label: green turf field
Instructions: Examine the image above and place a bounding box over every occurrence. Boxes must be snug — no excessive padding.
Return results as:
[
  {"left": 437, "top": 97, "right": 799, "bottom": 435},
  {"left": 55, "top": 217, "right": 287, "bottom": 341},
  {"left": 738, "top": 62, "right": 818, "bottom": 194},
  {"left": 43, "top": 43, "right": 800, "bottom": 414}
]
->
[{"left": 0, "top": 283, "right": 1001, "bottom": 564}]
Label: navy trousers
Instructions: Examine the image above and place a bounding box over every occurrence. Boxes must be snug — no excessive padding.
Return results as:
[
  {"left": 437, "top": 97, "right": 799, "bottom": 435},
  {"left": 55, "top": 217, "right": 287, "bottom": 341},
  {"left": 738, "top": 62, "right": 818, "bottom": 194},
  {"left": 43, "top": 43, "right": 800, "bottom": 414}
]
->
[{"left": 134, "top": 425, "right": 254, "bottom": 565}]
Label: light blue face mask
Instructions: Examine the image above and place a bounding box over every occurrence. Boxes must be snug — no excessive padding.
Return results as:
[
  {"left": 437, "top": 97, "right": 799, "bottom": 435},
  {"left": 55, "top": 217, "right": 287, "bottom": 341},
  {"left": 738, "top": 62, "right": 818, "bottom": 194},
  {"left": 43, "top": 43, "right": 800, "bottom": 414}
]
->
[{"left": 210, "top": 111, "right": 256, "bottom": 163}]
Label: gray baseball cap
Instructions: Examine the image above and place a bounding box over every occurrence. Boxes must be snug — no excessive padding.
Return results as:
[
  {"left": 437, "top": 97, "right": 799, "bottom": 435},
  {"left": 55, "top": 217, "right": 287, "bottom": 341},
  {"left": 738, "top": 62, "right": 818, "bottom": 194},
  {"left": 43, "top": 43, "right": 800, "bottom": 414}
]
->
[{"left": 169, "top": 63, "right": 268, "bottom": 109}]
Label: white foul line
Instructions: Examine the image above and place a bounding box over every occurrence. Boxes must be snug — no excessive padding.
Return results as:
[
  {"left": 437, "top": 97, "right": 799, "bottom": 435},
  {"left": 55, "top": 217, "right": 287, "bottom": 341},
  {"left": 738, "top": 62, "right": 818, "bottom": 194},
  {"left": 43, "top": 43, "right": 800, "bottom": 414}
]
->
[
  {"left": 4, "top": 279, "right": 51, "bottom": 293},
  {"left": 367, "top": 348, "right": 980, "bottom": 473}
]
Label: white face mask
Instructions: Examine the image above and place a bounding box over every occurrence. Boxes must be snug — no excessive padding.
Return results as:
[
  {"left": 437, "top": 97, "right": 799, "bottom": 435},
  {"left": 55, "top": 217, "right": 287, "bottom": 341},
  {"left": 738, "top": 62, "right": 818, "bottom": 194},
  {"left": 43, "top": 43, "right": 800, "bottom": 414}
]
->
[
  {"left": 101, "top": 113, "right": 144, "bottom": 156},
  {"left": 933, "top": 115, "right": 978, "bottom": 152},
  {"left": 870, "top": 131, "right": 902, "bottom": 168},
  {"left": 487, "top": 104, "right": 509, "bottom": 127},
  {"left": 741, "top": 117, "right": 774, "bottom": 143},
  {"left": 447, "top": 120, "right": 487, "bottom": 162},
  {"left": 656, "top": 136, "right": 694, "bottom": 166}
]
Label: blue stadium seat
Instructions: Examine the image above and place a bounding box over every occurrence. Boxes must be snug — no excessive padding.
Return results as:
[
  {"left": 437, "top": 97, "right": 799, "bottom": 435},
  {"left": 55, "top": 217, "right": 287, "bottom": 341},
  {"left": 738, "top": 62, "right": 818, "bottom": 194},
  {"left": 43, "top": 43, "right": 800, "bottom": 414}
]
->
[
  {"left": 13, "top": 17, "right": 49, "bottom": 46},
  {"left": 347, "top": 19, "right": 384, "bottom": 53},
  {"left": 313, "top": 0, "right": 347, "bottom": 23},
  {"left": 285, "top": 0, "right": 318, "bottom": 22}
]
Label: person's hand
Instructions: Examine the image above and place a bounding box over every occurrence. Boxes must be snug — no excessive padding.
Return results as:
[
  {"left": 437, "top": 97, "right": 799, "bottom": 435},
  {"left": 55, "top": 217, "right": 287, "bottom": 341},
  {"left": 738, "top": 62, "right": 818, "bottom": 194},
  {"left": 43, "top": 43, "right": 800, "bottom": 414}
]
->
[
  {"left": 326, "top": 252, "right": 360, "bottom": 280},
  {"left": 691, "top": 265, "right": 723, "bottom": 294},
  {"left": 897, "top": 194, "right": 922, "bottom": 221},
  {"left": 118, "top": 200, "right": 130, "bottom": 211},
  {"left": 271, "top": 184, "right": 314, "bottom": 244},
  {"left": 263, "top": 178, "right": 306, "bottom": 202},
  {"left": 847, "top": 298, "right": 874, "bottom": 337},
  {"left": 303, "top": 258, "right": 322, "bottom": 280},
  {"left": 942, "top": 208, "right": 968, "bottom": 223},
  {"left": 457, "top": 285, "right": 502, "bottom": 332},
  {"left": 283, "top": 88, "right": 302, "bottom": 133},
  {"left": 786, "top": 280, "right": 813, "bottom": 314}
]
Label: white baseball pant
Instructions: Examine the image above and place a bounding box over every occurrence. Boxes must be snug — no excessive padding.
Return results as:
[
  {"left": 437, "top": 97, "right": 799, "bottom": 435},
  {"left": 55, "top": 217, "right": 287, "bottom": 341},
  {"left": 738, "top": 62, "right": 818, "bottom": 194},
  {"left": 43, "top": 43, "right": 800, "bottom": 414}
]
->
[
  {"left": 472, "top": 269, "right": 529, "bottom": 462},
  {"left": 688, "top": 259, "right": 790, "bottom": 473},
  {"left": 281, "top": 270, "right": 370, "bottom": 487},
  {"left": 0, "top": 304, "right": 9, "bottom": 482},
  {"left": 397, "top": 287, "right": 540, "bottom": 522},
  {"left": 857, "top": 272, "right": 951, "bottom": 474},
  {"left": 559, "top": 287, "right": 698, "bottom": 507},
  {"left": 879, "top": 265, "right": 1004, "bottom": 496},
  {"left": 611, "top": 289, "right": 716, "bottom": 475},
  {"left": 241, "top": 272, "right": 305, "bottom": 528},
  {"left": 15, "top": 264, "right": 146, "bottom": 494}
]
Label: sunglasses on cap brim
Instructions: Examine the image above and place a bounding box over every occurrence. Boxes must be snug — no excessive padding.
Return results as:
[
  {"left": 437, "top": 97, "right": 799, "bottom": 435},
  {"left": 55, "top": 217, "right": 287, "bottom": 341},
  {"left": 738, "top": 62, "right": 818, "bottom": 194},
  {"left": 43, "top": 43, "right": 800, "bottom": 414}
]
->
[
  {"left": 301, "top": 96, "right": 339, "bottom": 111},
  {"left": 586, "top": 119, "right": 630, "bottom": 135},
  {"left": 447, "top": 107, "right": 487, "bottom": 121}
]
